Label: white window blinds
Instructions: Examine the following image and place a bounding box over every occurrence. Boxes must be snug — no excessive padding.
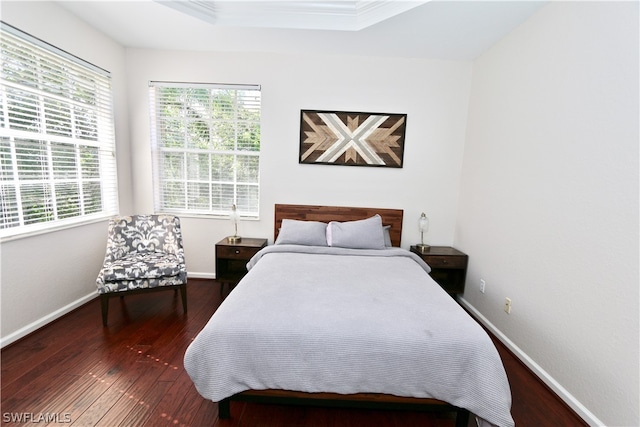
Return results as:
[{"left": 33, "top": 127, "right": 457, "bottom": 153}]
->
[
  {"left": 0, "top": 23, "right": 118, "bottom": 240},
  {"left": 149, "top": 82, "right": 261, "bottom": 217}
]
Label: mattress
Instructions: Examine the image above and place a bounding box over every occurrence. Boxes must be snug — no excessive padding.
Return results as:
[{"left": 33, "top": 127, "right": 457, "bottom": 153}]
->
[{"left": 184, "top": 245, "right": 514, "bottom": 427}]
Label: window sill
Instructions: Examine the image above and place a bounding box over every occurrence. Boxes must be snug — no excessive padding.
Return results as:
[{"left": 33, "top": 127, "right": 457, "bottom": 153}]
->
[{"left": 0, "top": 214, "right": 113, "bottom": 243}]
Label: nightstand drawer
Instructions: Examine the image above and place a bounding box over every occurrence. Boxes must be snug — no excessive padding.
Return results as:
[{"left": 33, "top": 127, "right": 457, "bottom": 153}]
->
[
  {"left": 216, "top": 238, "right": 268, "bottom": 293},
  {"left": 217, "top": 245, "right": 261, "bottom": 260},
  {"left": 424, "top": 255, "right": 467, "bottom": 269}
]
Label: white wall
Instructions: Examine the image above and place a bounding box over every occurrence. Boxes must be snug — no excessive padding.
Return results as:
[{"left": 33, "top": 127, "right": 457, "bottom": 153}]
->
[
  {"left": 458, "top": 2, "right": 639, "bottom": 426},
  {"left": 0, "top": 2, "right": 132, "bottom": 343},
  {"left": 1, "top": 1, "right": 473, "bottom": 338},
  {"left": 125, "top": 49, "right": 473, "bottom": 275},
  {"left": 3, "top": 2, "right": 637, "bottom": 426}
]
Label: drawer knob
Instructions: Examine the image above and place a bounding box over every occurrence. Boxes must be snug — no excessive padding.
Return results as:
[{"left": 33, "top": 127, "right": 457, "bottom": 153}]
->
[{"left": 235, "top": 250, "right": 240, "bottom": 254}]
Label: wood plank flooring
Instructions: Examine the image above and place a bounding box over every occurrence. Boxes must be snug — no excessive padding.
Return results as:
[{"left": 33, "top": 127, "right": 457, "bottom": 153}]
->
[{"left": 1, "top": 279, "right": 587, "bottom": 426}]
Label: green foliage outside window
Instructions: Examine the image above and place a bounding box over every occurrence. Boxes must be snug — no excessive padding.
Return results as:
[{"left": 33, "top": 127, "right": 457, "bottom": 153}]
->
[
  {"left": 0, "top": 23, "right": 117, "bottom": 237},
  {"left": 151, "top": 84, "right": 261, "bottom": 217}
]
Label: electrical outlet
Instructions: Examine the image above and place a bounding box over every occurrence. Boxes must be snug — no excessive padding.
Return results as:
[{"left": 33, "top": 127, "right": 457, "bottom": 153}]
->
[
  {"left": 480, "top": 279, "right": 486, "bottom": 294},
  {"left": 504, "top": 297, "right": 512, "bottom": 314}
]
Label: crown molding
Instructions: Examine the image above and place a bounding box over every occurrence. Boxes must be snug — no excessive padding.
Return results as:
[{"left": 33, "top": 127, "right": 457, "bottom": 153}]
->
[{"left": 154, "top": 0, "right": 428, "bottom": 31}]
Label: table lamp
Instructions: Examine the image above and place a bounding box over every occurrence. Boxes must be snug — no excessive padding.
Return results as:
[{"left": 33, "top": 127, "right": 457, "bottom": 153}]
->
[
  {"left": 228, "top": 204, "right": 241, "bottom": 243},
  {"left": 416, "top": 212, "right": 430, "bottom": 253}
]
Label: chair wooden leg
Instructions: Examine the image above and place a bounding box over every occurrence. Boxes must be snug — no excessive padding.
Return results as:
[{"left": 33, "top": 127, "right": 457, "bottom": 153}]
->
[
  {"left": 101, "top": 295, "right": 109, "bottom": 327},
  {"left": 180, "top": 283, "right": 187, "bottom": 313}
]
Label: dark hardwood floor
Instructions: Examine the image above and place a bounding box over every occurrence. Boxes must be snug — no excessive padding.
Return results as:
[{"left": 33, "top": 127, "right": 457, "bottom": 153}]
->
[{"left": 1, "top": 279, "right": 587, "bottom": 426}]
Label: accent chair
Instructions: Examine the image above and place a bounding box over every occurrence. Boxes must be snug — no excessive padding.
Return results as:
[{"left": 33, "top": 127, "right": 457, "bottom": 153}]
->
[{"left": 96, "top": 214, "right": 187, "bottom": 326}]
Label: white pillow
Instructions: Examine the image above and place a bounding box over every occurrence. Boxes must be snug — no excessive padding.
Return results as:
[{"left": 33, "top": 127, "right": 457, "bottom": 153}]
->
[
  {"left": 275, "top": 219, "right": 328, "bottom": 246},
  {"left": 383, "top": 225, "right": 392, "bottom": 247},
  {"left": 326, "top": 215, "right": 386, "bottom": 249}
]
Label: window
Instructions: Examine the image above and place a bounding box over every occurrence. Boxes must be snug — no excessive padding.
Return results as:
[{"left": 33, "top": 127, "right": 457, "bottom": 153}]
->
[
  {"left": 0, "top": 23, "right": 118, "bottom": 240},
  {"left": 149, "top": 82, "right": 261, "bottom": 217}
]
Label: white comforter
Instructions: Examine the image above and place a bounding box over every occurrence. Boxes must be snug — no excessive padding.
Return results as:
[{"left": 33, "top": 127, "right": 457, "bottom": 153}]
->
[{"left": 184, "top": 246, "right": 514, "bottom": 427}]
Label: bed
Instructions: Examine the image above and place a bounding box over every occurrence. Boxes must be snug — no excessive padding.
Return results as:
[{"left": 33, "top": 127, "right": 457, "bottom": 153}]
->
[{"left": 184, "top": 204, "right": 514, "bottom": 427}]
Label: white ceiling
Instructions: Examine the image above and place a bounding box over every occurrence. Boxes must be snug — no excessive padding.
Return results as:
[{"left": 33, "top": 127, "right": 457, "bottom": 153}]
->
[
  {"left": 55, "top": 0, "right": 547, "bottom": 60},
  {"left": 155, "top": 1, "right": 431, "bottom": 31}
]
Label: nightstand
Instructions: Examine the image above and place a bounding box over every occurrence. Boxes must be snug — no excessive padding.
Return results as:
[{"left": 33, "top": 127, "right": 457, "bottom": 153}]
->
[
  {"left": 216, "top": 237, "right": 267, "bottom": 296},
  {"left": 410, "top": 246, "right": 468, "bottom": 295}
]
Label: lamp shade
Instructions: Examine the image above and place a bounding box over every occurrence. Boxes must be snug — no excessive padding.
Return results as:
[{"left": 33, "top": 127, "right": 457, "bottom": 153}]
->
[
  {"left": 417, "top": 212, "right": 430, "bottom": 252},
  {"left": 228, "top": 204, "right": 241, "bottom": 243},
  {"left": 419, "top": 212, "right": 429, "bottom": 233},
  {"left": 229, "top": 204, "right": 240, "bottom": 224}
]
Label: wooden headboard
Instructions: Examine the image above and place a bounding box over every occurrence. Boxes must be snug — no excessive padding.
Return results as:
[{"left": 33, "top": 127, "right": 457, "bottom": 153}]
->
[{"left": 274, "top": 204, "right": 404, "bottom": 247}]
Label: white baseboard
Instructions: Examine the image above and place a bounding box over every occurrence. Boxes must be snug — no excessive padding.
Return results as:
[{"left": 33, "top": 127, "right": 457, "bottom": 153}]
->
[
  {"left": 187, "top": 272, "right": 216, "bottom": 280},
  {"left": 457, "top": 297, "right": 604, "bottom": 427},
  {"left": 1, "top": 272, "right": 216, "bottom": 348},
  {"left": 1, "top": 291, "right": 98, "bottom": 349}
]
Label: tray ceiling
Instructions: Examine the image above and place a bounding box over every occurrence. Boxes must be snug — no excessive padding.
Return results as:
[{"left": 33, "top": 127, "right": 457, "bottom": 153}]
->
[
  {"left": 56, "top": 0, "right": 547, "bottom": 60},
  {"left": 154, "top": 0, "right": 428, "bottom": 31}
]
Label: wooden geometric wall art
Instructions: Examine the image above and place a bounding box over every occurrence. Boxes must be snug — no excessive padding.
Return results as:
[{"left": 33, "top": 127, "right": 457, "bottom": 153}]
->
[{"left": 299, "top": 110, "right": 407, "bottom": 168}]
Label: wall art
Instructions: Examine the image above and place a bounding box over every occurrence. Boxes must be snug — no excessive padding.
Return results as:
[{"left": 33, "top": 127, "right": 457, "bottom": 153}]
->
[{"left": 299, "top": 110, "right": 406, "bottom": 168}]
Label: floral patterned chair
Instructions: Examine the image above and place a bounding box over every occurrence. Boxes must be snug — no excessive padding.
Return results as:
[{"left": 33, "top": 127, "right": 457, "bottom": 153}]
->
[{"left": 96, "top": 214, "right": 187, "bottom": 326}]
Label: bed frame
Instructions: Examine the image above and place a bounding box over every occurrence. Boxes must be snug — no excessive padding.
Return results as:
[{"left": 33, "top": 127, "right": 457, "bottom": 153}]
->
[{"left": 218, "top": 204, "right": 471, "bottom": 426}]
